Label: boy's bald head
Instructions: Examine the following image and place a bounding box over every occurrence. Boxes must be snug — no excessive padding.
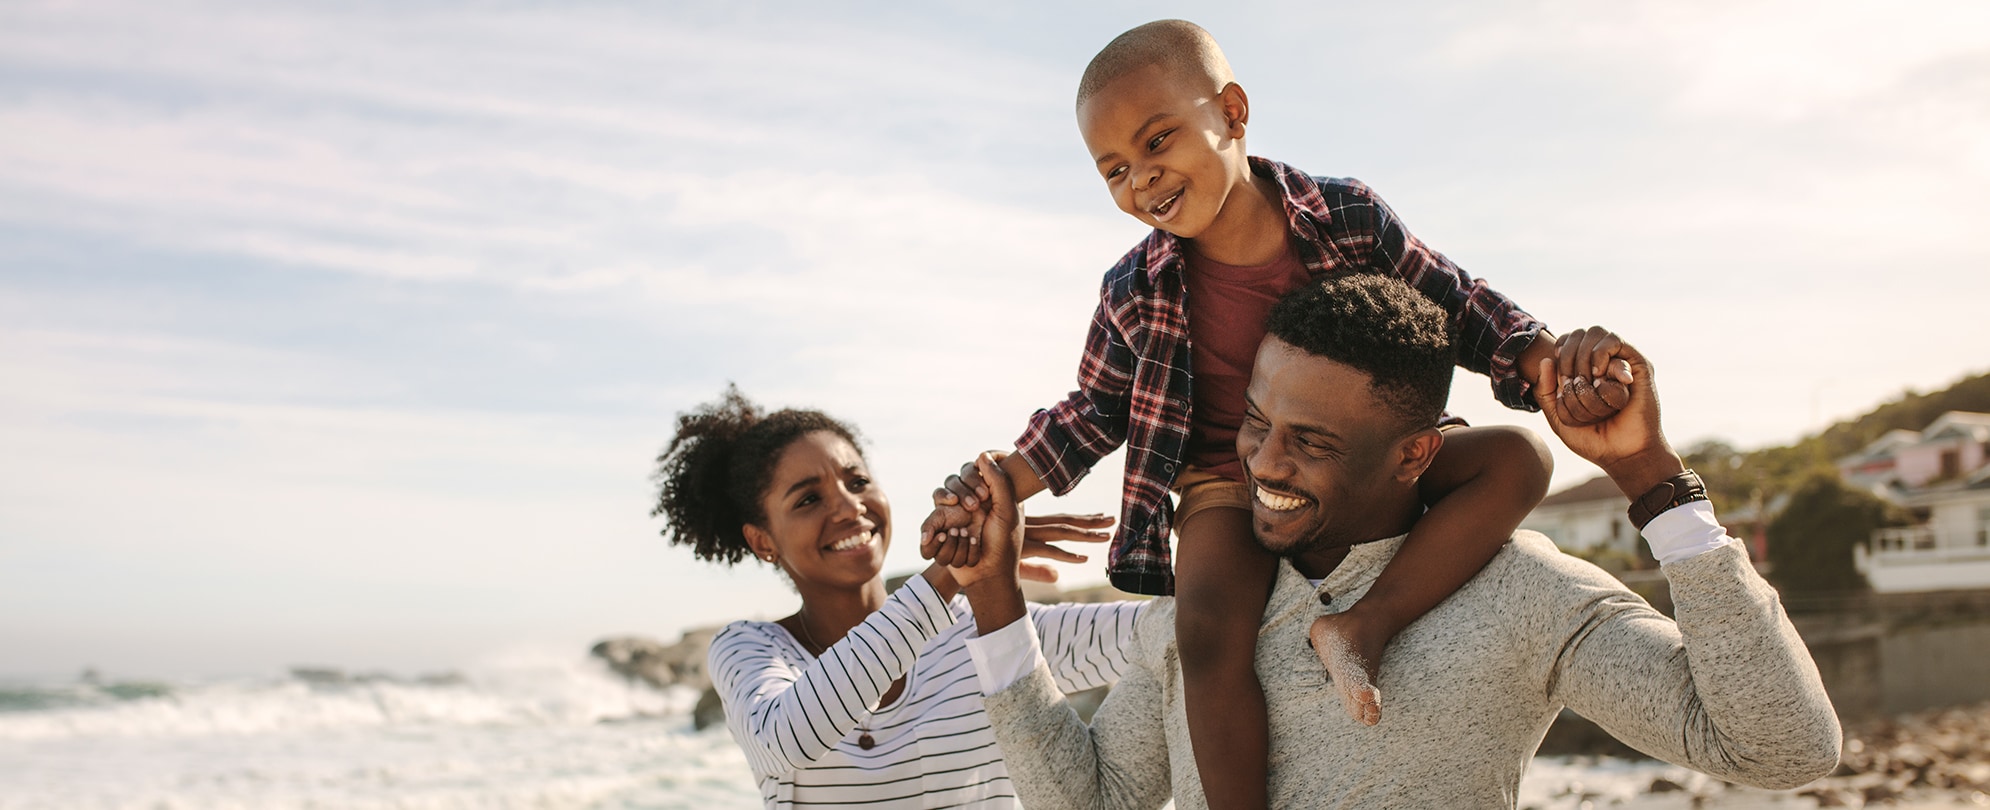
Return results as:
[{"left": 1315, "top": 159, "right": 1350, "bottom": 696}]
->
[{"left": 1077, "top": 19, "right": 1235, "bottom": 110}]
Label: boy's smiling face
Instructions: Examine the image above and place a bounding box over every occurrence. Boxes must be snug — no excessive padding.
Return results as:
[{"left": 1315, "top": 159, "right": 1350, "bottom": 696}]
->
[{"left": 1078, "top": 62, "right": 1253, "bottom": 241}]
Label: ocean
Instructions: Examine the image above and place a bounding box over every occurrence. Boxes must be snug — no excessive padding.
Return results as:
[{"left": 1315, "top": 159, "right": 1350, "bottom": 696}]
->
[{"left": 0, "top": 657, "right": 1706, "bottom": 809}]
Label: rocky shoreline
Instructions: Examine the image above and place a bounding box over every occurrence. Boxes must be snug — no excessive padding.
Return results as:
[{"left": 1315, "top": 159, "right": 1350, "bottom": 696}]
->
[{"left": 1799, "top": 701, "right": 1990, "bottom": 808}]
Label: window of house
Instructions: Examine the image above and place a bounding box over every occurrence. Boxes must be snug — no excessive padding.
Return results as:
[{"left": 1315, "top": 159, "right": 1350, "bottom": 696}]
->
[
  {"left": 1941, "top": 449, "right": 1961, "bottom": 479},
  {"left": 1979, "top": 506, "right": 1990, "bottom": 547}
]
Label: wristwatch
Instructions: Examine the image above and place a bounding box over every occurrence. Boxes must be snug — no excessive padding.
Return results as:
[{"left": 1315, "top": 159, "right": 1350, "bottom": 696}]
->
[{"left": 1626, "top": 469, "right": 1708, "bottom": 531}]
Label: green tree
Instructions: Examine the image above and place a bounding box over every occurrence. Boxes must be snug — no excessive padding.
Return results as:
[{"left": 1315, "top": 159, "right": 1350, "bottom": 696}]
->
[{"left": 1765, "top": 473, "right": 1908, "bottom": 597}]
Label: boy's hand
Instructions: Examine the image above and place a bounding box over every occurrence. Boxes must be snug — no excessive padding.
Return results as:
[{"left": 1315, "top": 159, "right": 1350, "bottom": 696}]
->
[
  {"left": 1550, "top": 326, "right": 1633, "bottom": 427},
  {"left": 937, "top": 455, "right": 997, "bottom": 511},
  {"left": 1535, "top": 337, "right": 1682, "bottom": 497}
]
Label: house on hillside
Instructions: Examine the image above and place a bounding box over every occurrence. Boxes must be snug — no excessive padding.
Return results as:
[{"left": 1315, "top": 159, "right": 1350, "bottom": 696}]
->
[
  {"left": 1838, "top": 411, "right": 1990, "bottom": 593},
  {"left": 1523, "top": 474, "right": 1770, "bottom": 564},
  {"left": 1520, "top": 476, "right": 1640, "bottom": 560}
]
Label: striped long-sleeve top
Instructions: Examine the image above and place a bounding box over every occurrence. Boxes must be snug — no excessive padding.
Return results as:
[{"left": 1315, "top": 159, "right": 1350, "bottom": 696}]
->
[{"left": 707, "top": 574, "right": 1145, "bottom": 809}]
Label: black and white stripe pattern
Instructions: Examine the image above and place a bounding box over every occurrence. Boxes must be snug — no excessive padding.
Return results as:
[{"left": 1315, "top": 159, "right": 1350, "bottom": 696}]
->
[{"left": 708, "top": 576, "right": 1143, "bottom": 809}]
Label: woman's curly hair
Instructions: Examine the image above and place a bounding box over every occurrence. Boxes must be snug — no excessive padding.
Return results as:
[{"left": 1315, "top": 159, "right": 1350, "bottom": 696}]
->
[{"left": 651, "top": 385, "right": 864, "bottom": 565}]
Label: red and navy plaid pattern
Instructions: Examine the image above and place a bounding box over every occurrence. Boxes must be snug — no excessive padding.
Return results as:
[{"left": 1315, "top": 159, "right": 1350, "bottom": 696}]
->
[{"left": 1016, "top": 158, "right": 1547, "bottom": 596}]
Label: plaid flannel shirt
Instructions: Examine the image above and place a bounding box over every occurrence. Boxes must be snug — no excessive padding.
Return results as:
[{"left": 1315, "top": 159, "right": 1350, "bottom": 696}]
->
[{"left": 1015, "top": 157, "right": 1547, "bottom": 596}]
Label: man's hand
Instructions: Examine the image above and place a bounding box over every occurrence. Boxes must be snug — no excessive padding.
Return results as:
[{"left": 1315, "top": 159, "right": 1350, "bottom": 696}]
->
[
  {"left": 1533, "top": 334, "right": 1684, "bottom": 499},
  {"left": 1549, "top": 327, "right": 1633, "bottom": 427},
  {"left": 949, "top": 454, "right": 1033, "bottom": 633}
]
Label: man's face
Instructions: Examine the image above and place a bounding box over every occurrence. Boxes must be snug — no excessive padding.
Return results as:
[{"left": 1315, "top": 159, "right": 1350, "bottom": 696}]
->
[
  {"left": 1237, "top": 338, "right": 1431, "bottom": 560},
  {"left": 1077, "top": 62, "right": 1246, "bottom": 240}
]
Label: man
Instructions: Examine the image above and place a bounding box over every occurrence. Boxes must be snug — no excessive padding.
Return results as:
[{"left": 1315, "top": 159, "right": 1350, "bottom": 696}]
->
[{"left": 946, "top": 274, "right": 1841, "bottom": 808}]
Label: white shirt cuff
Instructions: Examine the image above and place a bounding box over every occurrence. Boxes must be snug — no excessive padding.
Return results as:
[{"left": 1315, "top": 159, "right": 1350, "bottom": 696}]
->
[
  {"left": 964, "top": 615, "right": 1043, "bottom": 696},
  {"left": 1642, "top": 500, "right": 1735, "bottom": 565}
]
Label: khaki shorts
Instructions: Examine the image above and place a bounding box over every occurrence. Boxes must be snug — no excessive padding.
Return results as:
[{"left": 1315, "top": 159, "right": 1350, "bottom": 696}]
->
[{"left": 1171, "top": 465, "right": 1252, "bottom": 531}]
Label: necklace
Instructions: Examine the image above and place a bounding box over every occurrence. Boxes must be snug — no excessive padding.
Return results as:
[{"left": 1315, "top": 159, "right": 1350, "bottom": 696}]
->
[{"left": 796, "top": 607, "right": 876, "bottom": 751}]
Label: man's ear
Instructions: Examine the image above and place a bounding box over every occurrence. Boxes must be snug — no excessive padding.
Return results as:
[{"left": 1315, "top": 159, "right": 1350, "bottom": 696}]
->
[
  {"left": 1394, "top": 427, "right": 1445, "bottom": 483},
  {"left": 743, "top": 523, "right": 778, "bottom": 564},
  {"left": 1219, "top": 81, "right": 1250, "bottom": 137}
]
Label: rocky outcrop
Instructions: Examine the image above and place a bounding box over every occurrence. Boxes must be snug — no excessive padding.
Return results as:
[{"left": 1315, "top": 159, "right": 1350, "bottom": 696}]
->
[
  {"left": 590, "top": 627, "right": 729, "bottom": 729},
  {"left": 591, "top": 626, "right": 721, "bottom": 692}
]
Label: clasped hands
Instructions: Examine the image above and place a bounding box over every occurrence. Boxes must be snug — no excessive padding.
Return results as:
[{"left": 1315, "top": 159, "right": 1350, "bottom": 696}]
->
[
  {"left": 920, "top": 453, "right": 1109, "bottom": 587},
  {"left": 1541, "top": 326, "right": 1636, "bottom": 427}
]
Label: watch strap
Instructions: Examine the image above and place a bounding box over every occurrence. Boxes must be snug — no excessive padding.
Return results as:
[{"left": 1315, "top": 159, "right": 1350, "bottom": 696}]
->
[{"left": 1627, "top": 469, "right": 1709, "bottom": 531}]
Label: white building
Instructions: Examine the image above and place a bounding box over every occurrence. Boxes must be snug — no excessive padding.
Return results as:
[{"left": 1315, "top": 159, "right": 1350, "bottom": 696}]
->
[
  {"left": 1520, "top": 475, "right": 1640, "bottom": 559},
  {"left": 1840, "top": 411, "right": 1990, "bottom": 593}
]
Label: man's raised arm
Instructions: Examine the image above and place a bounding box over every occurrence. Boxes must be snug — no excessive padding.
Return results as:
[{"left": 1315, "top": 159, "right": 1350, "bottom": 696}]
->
[
  {"left": 1532, "top": 331, "right": 1842, "bottom": 789},
  {"left": 945, "top": 453, "right": 1175, "bottom": 810}
]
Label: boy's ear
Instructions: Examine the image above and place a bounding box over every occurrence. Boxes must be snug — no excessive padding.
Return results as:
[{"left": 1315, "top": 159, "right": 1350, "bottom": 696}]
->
[
  {"left": 1393, "top": 427, "right": 1445, "bottom": 483},
  {"left": 1219, "top": 81, "right": 1250, "bottom": 137}
]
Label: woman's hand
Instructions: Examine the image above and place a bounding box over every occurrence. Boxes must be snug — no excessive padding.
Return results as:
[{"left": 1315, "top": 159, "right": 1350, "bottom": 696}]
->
[
  {"left": 1015, "top": 512, "right": 1114, "bottom": 583},
  {"left": 922, "top": 509, "right": 1110, "bottom": 597}
]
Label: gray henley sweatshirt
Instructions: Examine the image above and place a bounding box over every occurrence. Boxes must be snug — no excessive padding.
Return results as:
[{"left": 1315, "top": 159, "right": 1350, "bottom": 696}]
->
[{"left": 979, "top": 531, "right": 1841, "bottom": 809}]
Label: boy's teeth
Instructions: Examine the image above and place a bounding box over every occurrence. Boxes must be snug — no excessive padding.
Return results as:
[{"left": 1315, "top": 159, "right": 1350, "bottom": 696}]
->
[{"left": 1255, "top": 486, "right": 1307, "bottom": 512}]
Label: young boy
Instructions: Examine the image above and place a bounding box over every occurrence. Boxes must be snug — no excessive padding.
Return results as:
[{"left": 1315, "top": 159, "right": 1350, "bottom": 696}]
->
[{"left": 922, "top": 19, "right": 1630, "bottom": 810}]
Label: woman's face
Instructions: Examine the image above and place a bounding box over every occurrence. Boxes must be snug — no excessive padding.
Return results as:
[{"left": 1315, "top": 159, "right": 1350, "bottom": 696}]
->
[{"left": 751, "top": 431, "right": 891, "bottom": 590}]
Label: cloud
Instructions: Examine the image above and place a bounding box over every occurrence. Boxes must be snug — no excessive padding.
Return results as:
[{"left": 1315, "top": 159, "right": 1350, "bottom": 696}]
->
[{"left": 2, "top": 0, "right": 1985, "bottom": 675}]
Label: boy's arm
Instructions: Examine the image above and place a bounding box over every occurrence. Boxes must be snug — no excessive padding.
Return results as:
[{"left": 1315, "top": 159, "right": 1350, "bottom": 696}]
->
[
  {"left": 1326, "top": 180, "right": 1548, "bottom": 411},
  {"left": 921, "top": 452, "right": 1050, "bottom": 558},
  {"left": 1014, "top": 293, "right": 1140, "bottom": 494},
  {"left": 922, "top": 293, "right": 1131, "bottom": 553},
  {"left": 1333, "top": 183, "right": 1629, "bottom": 425}
]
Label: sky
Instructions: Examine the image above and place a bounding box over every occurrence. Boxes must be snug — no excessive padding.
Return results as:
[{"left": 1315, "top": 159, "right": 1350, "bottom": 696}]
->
[{"left": 2, "top": 0, "right": 1986, "bottom": 678}]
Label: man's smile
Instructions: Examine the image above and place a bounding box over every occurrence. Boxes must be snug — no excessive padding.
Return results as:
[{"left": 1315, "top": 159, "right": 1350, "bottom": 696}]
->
[{"left": 1254, "top": 483, "right": 1309, "bottom": 512}]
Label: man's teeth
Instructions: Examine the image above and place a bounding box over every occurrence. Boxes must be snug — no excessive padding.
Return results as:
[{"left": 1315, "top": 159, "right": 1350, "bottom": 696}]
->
[
  {"left": 1255, "top": 486, "right": 1307, "bottom": 512},
  {"left": 829, "top": 531, "right": 876, "bottom": 551}
]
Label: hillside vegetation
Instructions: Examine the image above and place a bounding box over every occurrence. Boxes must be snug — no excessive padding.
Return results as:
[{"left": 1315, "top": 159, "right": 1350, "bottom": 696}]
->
[
  {"left": 1684, "top": 370, "right": 1990, "bottom": 515},
  {"left": 1682, "top": 370, "right": 1990, "bottom": 597}
]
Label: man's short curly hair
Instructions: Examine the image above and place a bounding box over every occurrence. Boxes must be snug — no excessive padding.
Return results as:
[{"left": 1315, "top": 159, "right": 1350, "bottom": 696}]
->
[
  {"left": 650, "top": 385, "right": 863, "bottom": 566},
  {"left": 1264, "top": 273, "right": 1455, "bottom": 434}
]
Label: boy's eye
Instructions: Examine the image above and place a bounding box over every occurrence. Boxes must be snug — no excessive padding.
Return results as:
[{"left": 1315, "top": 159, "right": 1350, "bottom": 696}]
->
[
  {"left": 795, "top": 492, "right": 818, "bottom": 508},
  {"left": 1148, "top": 132, "right": 1168, "bottom": 150},
  {"left": 850, "top": 476, "right": 871, "bottom": 492},
  {"left": 1106, "top": 165, "right": 1126, "bottom": 180}
]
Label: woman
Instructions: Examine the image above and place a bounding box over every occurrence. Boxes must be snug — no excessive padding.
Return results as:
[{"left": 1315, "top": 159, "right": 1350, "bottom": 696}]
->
[{"left": 653, "top": 387, "right": 1144, "bottom": 809}]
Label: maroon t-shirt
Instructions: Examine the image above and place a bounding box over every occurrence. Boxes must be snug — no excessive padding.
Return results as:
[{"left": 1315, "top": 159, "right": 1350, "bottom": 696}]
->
[{"left": 1183, "top": 240, "right": 1314, "bottom": 481}]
